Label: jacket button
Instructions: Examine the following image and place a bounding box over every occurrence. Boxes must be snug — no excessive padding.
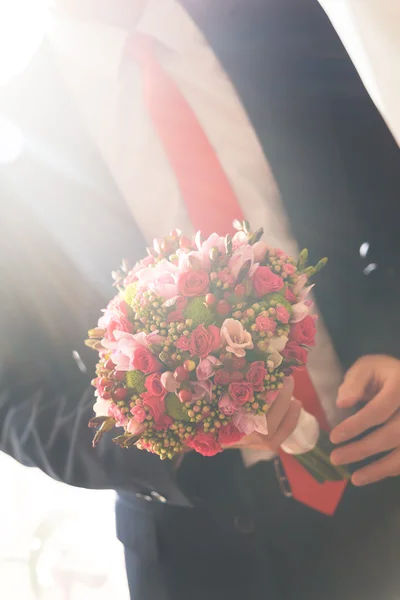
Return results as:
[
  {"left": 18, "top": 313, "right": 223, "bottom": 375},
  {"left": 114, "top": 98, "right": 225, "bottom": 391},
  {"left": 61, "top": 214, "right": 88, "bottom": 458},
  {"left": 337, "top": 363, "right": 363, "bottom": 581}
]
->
[
  {"left": 234, "top": 515, "right": 255, "bottom": 534},
  {"left": 136, "top": 493, "right": 152, "bottom": 502},
  {"left": 151, "top": 491, "right": 167, "bottom": 503}
]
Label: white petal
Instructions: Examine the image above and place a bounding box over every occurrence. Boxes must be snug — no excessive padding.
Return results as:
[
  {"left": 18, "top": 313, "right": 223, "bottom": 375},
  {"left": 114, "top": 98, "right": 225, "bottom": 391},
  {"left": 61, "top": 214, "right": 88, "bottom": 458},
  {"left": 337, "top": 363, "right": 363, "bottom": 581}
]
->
[
  {"left": 299, "top": 284, "right": 315, "bottom": 301},
  {"left": 93, "top": 397, "right": 111, "bottom": 417},
  {"left": 291, "top": 302, "right": 310, "bottom": 323},
  {"left": 268, "top": 348, "right": 283, "bottom": 369},
  {"left": 268, "top": 335, "right": 288, "bottom": 353},
  {"left": 221, "top": 318, "right": 244, "bottom": 339}
]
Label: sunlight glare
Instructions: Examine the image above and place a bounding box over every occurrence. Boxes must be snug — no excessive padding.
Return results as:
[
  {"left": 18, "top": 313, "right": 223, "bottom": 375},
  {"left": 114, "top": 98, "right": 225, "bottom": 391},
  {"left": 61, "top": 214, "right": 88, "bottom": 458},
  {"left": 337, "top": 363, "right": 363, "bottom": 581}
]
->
[{"left": 0, "top": 0, "right": 49, "bottom": 85}]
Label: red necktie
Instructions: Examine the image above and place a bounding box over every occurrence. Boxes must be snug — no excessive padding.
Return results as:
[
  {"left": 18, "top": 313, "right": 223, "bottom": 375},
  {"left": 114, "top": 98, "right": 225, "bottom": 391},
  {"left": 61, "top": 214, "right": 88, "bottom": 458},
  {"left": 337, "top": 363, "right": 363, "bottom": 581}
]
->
[{"left": 127, "top": 34, "right": 347, "bottom": 515}]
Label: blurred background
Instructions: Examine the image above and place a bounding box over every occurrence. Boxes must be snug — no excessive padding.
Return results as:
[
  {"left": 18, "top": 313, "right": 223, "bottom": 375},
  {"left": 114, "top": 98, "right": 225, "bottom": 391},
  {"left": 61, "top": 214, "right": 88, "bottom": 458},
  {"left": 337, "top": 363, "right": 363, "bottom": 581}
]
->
[
  {"left": 0, "top": 453, "right": 129, "bottom": 600},
  {"left": 0, "top": 1, "right": 130, "bottom": 598}
]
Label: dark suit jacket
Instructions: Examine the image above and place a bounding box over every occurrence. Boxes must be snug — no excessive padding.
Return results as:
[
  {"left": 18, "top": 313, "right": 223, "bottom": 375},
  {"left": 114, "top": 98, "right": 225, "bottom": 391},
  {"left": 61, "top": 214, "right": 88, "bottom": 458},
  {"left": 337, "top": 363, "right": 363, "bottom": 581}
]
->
[{"left": 1, "top": 1, "right": 400, "bottom": 597}]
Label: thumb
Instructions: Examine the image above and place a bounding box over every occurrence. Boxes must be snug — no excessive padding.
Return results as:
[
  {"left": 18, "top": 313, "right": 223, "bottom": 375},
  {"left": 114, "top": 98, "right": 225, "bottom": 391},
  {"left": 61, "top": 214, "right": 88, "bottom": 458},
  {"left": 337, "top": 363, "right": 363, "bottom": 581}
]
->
[{"left": 337, "top": 358, "right": 372, "bottom": 408}]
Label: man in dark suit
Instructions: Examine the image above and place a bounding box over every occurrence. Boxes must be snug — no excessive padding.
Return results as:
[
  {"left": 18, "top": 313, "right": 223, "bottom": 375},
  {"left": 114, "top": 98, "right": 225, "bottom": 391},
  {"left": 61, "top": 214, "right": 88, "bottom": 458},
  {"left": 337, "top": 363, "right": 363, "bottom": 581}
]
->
[{"left": 1, "top": 1, "right": 400, "bottom": 599}]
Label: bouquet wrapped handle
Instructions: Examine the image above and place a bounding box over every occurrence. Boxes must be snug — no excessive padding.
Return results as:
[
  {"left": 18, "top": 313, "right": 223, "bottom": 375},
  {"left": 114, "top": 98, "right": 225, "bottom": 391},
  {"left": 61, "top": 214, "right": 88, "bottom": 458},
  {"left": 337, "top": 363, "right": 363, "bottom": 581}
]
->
[{"left": 281, "top": 405, "right": 350, "bottom": 482}]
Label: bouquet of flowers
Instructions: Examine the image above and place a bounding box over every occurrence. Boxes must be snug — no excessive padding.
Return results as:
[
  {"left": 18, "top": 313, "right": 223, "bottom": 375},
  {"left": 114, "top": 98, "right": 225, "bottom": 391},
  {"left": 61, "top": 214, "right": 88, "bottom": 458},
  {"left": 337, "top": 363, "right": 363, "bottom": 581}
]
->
[{"left": 87, "top": 221, "right": 349, "bottom": 483}]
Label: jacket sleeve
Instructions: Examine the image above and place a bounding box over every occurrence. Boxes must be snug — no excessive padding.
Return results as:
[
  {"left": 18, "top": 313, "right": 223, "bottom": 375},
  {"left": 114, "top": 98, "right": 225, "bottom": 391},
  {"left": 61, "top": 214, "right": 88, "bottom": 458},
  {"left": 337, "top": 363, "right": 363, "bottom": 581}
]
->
[
  {"left": 0, "top": 357, "right": 172, "bottom": 492},
  {"left": 0, "top": 188, "right": 174, "bottom": 495}
]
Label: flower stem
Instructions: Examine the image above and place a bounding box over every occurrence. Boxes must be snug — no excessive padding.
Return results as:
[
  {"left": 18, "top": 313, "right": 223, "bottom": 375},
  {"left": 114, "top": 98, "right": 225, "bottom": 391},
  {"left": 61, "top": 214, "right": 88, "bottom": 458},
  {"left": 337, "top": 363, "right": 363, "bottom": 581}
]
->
[{"left": 293, "top": 429, "right": 351, "bottom": 483}]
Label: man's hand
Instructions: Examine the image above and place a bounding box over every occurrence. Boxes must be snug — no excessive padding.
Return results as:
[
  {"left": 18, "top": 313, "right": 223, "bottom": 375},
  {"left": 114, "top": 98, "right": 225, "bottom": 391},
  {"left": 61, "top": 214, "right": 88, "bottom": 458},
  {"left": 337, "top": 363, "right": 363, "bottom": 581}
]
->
[
  {"left": 224, "top": 377, "right": 302, "bottom": 452},
  {"left": 330, "top": 355, "right": 400, "bottom": 486}
]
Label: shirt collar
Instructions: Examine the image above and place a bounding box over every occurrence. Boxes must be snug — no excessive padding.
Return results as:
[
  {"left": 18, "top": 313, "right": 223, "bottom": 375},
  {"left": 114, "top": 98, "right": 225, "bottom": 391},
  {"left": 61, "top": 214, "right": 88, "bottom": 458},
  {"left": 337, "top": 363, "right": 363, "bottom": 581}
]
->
[{"left": 48, "top": 0, "right": 201, "bottom": 81}]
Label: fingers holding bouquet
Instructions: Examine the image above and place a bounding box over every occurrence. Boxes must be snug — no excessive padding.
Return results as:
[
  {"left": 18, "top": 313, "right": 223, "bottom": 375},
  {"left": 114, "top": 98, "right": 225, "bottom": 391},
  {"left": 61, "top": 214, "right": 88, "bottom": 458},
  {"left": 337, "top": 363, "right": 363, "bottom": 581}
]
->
[
  {"left": 330, "top": 355, "right": 400, "bottom": 486},
  {"left": 224, "top": 376, "right": 302, "bottom": 452}
]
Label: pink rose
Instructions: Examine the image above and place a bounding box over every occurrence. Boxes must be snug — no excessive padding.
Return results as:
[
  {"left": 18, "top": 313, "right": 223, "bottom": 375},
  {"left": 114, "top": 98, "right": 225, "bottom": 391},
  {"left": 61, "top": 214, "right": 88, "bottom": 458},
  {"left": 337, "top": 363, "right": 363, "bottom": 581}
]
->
[
  {"left": 145, "top": 373, "right": 165, "bottom": 397},
  {"left": 189, "top": 325, "right": 221, "bottom": 358},
  {"left": 289, "top": 315, "right": 316, "bottom": 346},
  {"left": 106, "top": 315, "right": 133, "bottom": 341},
  {"left": 220, "top": 318, "right": 253, "bottom": 357},
  {"left": 285, "top": 287, "right": 298, "bottom": 304},
  {"left": 283, "top": 263, "right": 296, "bottom": 275},
  {"left": 108, "top": 404, "right": 128, "bottom": 427},
  {"left": 218, "top": 394, "right": 237, "bottom": 416},
  {"left": 252, "top": 266, "right": 284, "bottom": 297},
  {"left": 178, "top": 269, "right": 210, "bottom": 297},
  {"left": 274, "top": 249, "right": 288, "bottom": 259},
  {"left": 196, "top": 356, "right": 222, "bottom": 380},
  {"left": 154, "top": 414, "right": 173, "bottom": 431},
  {"left": 175, "top": 336, "right": 190, "bottom": 351},
  {"left": 214, "top": 369, "right": 233, "bottom": 386},
  {"left": 231, "top": 371, "right": 245, "bottom": 382},
  {"left": 252, "top": 241, "right": 268, "bottom": 262},
  {"left": 98, "top": 297, "right": 133, "bottom": 341},
  {"left": 218, "top": 423, "right": 244, "bottom": 446},
  {"left": 245, "top": 361, "right": 267, "bottom": 392},
  {"left": 132, "top": 346, "right": 161, "bottom": 374},
  {"left": 124, "top": 255, "right": 155, "bottom": 285},
  {"left": 265, "top": 389, "right": 280, "bottom": 406},
  {"left": 229, "top": 381, "right": 254, "bottom": 406},
  {"left": 142, "top": 392, "right": 165, "bottom": 424},
  {"left": 282, "top": 342, "right": 308, "bottom": 368},
  {"left": 104, "top": 331, "right": 164, "bottom": 373},
  {"left": 233, "top": 410, "right": 269, "bottom": 435},
  {"left": 255, "top": 315, "right": 277, "bottom": 333},
  {"left": 130, "top": 405, "right": 146, "bottom": 423},
  {"left": 136, "top": 262, "right": 180, "bottom": 299},
  {"left": 127, "top": 417, "right": 145, "bottom": 436},
  {"left": 276, "top": 305, "right": 290, "bottom": 324},
  {"left": 186, "top": 431, "right": 222, "bottom": 457}
]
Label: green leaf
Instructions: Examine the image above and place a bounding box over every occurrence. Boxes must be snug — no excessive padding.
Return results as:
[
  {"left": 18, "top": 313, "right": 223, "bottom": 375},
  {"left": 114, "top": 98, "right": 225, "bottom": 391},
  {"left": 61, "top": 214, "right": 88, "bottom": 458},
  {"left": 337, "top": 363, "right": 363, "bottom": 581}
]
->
[
  {"left": 112, "top": 434, "right": 140, "bottom": 449},
  {"left": 165, "top": 393, "right": 191, "bottom": 422},
  {"left": 314, "top": 257, "right": 328, "bottom": 274},
  {"left": 183, "top": 297, "right": 213, "bottom": 327},
  {"left": 297, "top": 249, "right": 308, "bottom": 270},
  {"left": 236, "top": 259, "right": 252, "bottom": 284},
  {"left": 88, "top": 416, "right": 109, "bottom": 429},
  {"left": 126, "top": 371, "right": 146, "bottom": 393},
  {"left": 249, "top": 228, "right": 264, "bottom": 245}
]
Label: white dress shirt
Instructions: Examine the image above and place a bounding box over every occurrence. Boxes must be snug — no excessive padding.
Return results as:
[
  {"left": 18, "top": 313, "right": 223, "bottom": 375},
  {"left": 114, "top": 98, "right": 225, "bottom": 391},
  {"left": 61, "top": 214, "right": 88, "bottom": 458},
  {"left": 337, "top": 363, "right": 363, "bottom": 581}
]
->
[{"left": 49, "top": 0, "right": 345, "bottom": 465}]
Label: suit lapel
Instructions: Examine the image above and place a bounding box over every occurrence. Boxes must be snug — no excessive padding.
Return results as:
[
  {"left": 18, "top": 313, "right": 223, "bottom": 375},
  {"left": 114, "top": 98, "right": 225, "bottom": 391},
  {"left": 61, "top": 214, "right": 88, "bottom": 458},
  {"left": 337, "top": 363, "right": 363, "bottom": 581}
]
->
[{"left": 180, "top": 0, "right": 400, "bottom": 368}]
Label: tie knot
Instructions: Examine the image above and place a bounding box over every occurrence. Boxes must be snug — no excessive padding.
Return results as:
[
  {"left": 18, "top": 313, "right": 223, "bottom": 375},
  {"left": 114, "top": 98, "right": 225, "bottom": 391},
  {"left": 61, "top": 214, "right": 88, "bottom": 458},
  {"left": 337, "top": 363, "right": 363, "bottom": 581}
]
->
[{"left": 125, "top": 31, "right": 155, "bottom": 65}]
